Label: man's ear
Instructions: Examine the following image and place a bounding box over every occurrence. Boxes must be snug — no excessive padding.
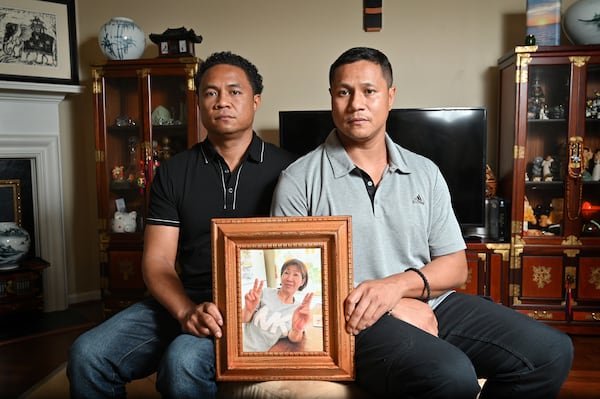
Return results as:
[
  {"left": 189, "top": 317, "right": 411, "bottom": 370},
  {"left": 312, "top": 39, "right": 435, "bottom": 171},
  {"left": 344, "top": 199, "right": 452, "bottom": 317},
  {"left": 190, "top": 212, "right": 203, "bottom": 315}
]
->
[
  {"left": 388, "top": 86, "right": 396, "bottom": 111},
  {"left": 253, "top": 94, "right": 262, "bottom": 111}
]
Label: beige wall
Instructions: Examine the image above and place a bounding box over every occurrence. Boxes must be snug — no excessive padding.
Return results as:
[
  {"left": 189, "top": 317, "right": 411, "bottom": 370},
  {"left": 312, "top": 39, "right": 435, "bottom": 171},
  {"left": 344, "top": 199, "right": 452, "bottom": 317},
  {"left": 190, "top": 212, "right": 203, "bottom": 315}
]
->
[{"left": 63, "top": 0, "right": 578, "bottom": 301}]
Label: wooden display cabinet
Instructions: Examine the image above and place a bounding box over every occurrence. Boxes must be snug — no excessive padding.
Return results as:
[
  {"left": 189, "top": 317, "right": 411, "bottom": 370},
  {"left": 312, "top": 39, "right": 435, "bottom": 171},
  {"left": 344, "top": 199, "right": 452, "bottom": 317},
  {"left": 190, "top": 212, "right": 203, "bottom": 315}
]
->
[
  {"left": 92, "top": 57, "right": 201, "bottom": 317},
  {"left": 497, "top": 46, "right": 600, "bottom": 334},
  {"left": 459, "top": 243, "right": 510, "bottom": 304}
]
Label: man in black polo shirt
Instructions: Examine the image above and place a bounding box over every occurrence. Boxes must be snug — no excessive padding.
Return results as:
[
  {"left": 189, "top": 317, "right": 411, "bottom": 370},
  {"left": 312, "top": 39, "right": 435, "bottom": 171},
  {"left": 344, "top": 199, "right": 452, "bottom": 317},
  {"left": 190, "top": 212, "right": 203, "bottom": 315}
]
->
[{"left": 68, "top": 52, "right": 296, "bottom": 399}]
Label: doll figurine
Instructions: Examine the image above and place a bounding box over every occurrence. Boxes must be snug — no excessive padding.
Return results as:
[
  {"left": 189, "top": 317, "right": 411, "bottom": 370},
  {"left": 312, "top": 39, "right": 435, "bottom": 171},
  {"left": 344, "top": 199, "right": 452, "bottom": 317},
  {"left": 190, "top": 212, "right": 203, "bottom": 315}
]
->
[
  {"left": 531, "top": 156, "right": 544, "bottom": 181},
  {"left": 542, "top": 155, "right": 554, "bottom": 181}
]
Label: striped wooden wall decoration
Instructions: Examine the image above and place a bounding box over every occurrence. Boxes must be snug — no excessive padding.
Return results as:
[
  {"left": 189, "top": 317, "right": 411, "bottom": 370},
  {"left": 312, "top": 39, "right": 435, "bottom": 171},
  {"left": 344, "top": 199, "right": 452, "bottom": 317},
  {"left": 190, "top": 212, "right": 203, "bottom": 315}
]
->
[{"left": 364, "top": 0, "right": 382, "bottom": 32}]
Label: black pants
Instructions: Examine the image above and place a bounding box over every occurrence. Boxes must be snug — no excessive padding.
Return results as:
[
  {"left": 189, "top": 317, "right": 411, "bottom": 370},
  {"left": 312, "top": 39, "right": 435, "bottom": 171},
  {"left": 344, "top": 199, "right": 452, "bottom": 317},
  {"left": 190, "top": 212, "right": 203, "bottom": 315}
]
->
[{"left": 355, "top": 293, "right": 573, "bottom": 399}]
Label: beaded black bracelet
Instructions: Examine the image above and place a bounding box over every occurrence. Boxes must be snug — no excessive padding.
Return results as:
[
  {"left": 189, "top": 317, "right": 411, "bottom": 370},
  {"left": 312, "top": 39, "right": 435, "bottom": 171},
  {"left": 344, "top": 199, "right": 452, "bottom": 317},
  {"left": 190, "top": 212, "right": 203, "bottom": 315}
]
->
[{"left": 405, "top": 267, "right": 431, "bottom": 302}]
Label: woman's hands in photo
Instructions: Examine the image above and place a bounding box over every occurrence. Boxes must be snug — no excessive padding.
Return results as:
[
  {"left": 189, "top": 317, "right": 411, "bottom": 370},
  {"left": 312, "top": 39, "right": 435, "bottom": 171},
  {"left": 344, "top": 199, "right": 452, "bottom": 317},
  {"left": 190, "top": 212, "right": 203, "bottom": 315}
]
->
[
  {"left": 292, "top": 292, "right": 314, "bottom": 331},
  {"left": 244, "top": 278, "right": 264, "bottom": 313}
]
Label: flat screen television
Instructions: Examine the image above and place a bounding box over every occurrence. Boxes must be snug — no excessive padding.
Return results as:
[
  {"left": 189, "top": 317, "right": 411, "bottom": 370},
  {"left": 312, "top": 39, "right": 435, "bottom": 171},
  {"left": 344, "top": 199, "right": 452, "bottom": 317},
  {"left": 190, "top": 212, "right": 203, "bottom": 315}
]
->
[{"left": 278, "top": 108, "right": 488, "bottom": 231}]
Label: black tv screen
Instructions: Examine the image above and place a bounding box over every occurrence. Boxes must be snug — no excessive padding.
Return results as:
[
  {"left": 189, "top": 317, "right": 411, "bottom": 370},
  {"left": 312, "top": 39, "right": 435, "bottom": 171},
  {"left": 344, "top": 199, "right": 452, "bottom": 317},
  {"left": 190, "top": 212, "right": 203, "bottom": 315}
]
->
[{"left": 278, "top": 108, "right": 487, "bottom": 229}]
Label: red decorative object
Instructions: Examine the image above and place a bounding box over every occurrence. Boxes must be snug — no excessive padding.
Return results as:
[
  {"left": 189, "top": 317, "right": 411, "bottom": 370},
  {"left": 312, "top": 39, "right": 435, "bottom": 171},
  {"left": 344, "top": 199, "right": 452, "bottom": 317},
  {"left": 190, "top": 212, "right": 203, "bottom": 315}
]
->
[{"left": 581, "top": 201, "right": 600, "bottom": 220}]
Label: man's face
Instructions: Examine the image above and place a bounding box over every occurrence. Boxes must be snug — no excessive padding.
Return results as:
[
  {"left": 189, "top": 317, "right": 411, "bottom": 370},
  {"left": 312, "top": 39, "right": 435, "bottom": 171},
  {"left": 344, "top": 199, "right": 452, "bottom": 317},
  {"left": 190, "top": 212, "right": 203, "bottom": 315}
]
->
[
  {"left": 198, "top": 64, "right": 260, "bottom": 137},
  {"left": 329, "top": 60, "right": 395, "bottom": 145}
]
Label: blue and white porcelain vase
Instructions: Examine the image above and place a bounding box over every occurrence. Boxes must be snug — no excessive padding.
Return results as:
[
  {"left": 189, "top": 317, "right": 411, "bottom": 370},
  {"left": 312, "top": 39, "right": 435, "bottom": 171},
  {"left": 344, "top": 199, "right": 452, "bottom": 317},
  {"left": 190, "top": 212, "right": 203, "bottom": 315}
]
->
[
  {"left": 98, "top": 17, "right": 146, "bottom": 60},
  {"left": 563, "top": 0, "right": 600, "bottom": 44},
  {"left": 0, "top": 222, "right": 30, "bottom": 269}
]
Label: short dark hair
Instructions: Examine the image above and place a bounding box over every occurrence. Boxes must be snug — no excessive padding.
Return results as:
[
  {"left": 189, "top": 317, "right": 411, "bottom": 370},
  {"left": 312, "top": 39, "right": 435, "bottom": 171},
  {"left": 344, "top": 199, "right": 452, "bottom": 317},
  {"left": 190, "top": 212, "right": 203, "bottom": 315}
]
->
[
  {"left": 280, "top": 258, "right": 309, "bottom": 291},
  {"left": 196, "top": 51, "right": 263, "bottom": 95},
  {"left": 329, "top": 47, "right": 393, "bottom": 88}
]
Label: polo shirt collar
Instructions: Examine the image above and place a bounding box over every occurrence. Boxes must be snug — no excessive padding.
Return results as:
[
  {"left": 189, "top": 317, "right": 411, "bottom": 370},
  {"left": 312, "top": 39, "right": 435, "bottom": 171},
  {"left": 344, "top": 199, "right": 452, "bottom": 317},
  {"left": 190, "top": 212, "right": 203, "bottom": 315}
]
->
[
  {"left": 200, "top": 132, "right": 265, "bottom": 164},
  {"left": 385, "top": 134, "right": 411, "bottom": 175},
  {"left": 324, "top": 129, "right": 412, "bottom": 178}
]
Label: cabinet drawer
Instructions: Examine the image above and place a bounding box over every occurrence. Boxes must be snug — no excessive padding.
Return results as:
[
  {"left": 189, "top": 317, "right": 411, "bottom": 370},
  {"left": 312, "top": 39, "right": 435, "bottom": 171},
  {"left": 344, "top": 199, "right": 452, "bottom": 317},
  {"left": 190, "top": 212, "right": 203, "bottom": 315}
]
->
[
  {"left": 578, "top": 257, "right": 600, "bottom": 300},
  {"left": 521, "top": 256, "right": 564, "bottom": 299},
  {"left": 517, "top": 308, "right": 567, "bottom": 321},
  {"left": 572, "top": 311, "right": 600, "bottom": 323},
  {"left": 107, "top": 251, "right": 145, "bottom": 290}
]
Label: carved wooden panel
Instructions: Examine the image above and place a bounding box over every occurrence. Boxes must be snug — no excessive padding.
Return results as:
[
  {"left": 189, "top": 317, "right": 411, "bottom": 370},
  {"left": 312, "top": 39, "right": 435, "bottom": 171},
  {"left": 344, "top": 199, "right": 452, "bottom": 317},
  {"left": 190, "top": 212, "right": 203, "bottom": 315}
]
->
[{"left": 521, "top": 255, "right": 564, "bottom": 299}]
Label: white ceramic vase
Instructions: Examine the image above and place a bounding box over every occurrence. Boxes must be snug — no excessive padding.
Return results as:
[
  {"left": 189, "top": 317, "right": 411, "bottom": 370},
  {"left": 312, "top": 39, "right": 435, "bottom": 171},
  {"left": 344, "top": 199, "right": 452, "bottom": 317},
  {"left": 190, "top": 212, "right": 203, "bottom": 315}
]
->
[
  {"left": 0, "top": 222, "right": 31, "bottom": 269},
  {"left": 563, "top": 0, "right": 600, "bottom": 44},
  {"left": 98, "top": 17, "right": 146, "bottom": 60}
]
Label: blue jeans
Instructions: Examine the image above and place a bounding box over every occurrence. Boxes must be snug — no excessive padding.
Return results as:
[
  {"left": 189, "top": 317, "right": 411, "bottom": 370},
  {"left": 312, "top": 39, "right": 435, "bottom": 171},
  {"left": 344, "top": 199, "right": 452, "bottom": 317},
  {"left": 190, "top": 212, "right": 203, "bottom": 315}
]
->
[
  {"left": 67, "top": 290, "right": 217, "bottom": 399},
  {"left": 355, "top": 293, "right": 574, "bottom": 399}
]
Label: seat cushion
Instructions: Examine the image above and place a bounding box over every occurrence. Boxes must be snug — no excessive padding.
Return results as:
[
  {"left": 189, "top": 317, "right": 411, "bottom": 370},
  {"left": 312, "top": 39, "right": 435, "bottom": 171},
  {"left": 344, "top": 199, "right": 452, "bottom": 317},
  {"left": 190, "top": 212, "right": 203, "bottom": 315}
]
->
[{"left": 217, "top": 380, "right": 368, "bottom": 399}]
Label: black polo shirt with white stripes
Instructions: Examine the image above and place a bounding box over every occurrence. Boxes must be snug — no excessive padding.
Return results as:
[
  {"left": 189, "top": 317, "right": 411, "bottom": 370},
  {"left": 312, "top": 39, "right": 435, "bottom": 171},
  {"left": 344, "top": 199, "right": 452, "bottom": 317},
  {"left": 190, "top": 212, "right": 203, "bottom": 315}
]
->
[{"left": 147, "top": 133, "right": 296, "bottom": 290}]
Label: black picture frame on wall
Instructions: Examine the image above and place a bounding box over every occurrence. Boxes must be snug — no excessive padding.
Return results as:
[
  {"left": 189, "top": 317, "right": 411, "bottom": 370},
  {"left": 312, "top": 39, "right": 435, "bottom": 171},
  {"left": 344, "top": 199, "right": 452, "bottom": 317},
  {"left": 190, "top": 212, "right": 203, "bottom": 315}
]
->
[{"left": 0, "top": 0, "right": 79, "bottom": 85}]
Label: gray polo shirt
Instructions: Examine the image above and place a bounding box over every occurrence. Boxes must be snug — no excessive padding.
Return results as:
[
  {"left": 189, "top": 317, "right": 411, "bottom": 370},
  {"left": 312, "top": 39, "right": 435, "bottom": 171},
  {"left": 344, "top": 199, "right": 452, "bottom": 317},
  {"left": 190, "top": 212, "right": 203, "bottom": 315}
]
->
[{"left": 271, "top": 130, "right": 466, "bottom": 309}]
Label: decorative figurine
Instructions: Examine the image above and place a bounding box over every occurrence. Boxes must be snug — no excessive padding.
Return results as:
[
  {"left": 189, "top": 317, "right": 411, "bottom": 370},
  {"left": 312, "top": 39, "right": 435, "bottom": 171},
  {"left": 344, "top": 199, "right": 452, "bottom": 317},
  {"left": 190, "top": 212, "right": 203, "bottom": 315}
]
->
[
  {"left": 485, "top": 164, "right": 497, "bottom": 198},
  {"left": 161, "top": 137, "right": 173, "bottom": 159},
  {"left": 111, "top": 211, "right": 137, "bottom": 233},
  {"left": 524, "top": 196, "right": 537, "bottom": 227},
  {"left": 525, "top": 34, "right": 536, "bottom": 45},
  {"left": 149, "top": 27, "right": 202, "bottom": 57},
  {"left": 548, "top": 198, "right": 564, "bottom": 225},
  {"left": 539, "top": 104, "right": 549, "bottom": 120},
  {"left": 592, "top": 149, "right": 600, "bottom": 181},
  {"left": 531, "top": 156, "right": 544, "bottom": 181},
  {"left": 528, "top": 79, "right": 546, "bottom": 119},
  {"left": 112, "top": 165, "right": 125, "bottom": 181},
  {"left": 542, "top": 155, "right": 554, "bottom": 181},
  {"left": 534, "top": 204, "right": 554, "bottom": 234}
]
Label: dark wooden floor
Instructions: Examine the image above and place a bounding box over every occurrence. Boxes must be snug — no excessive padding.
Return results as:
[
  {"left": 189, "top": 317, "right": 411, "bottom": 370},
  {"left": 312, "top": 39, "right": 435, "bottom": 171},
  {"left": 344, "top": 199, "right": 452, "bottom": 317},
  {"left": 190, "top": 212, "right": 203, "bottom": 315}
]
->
[{"left": 0, "top": 302, "right": 599, "bottom": 398}]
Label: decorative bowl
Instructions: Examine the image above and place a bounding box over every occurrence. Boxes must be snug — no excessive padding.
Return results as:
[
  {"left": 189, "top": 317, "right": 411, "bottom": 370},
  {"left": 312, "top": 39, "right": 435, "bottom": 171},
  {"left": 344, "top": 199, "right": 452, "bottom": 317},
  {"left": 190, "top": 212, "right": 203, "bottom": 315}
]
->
[{"left": 0, "top": 222, "right": 31, "bottom": 269}]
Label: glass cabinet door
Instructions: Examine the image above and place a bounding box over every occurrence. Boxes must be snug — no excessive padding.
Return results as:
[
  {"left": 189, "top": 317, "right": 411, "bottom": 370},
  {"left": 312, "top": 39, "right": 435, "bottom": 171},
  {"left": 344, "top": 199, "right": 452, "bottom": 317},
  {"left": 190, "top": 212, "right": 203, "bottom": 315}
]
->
[
  {"left": 523, "top": 64, "right": 571, "bottom": 238},
  {"left": 103, "top": 75, "right": 145, "bottom": 233},
  {"left": 583, "top": 64, "right": 600, "bottom": 237},
  {"left": 148, "top": 74, "right": 191, "bottom": 179}
]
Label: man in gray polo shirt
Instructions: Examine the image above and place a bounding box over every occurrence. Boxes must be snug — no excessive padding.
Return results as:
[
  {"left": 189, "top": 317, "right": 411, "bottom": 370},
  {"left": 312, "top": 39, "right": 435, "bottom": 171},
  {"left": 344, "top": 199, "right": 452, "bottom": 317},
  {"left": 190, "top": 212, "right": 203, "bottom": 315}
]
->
[{"left": 271, "top": 47, "right": 573, "bottom": 399}]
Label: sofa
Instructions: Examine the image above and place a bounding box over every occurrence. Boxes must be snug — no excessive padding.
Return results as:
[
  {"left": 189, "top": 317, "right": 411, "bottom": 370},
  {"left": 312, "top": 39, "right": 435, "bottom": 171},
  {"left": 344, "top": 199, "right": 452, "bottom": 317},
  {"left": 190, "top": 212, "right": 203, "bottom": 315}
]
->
[{"left": 23, "top": 364, "right": 484, "bottom": 398}]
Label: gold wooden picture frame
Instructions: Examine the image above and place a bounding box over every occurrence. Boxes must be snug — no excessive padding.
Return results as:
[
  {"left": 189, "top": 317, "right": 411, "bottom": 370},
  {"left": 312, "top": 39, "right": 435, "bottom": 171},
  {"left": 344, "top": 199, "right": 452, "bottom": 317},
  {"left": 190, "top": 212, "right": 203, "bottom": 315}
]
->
[
  {"left": 211, "top": 216, "right": 354, "bottom": 381},
  {"left": 0, "top": 179, "right": 22, "bottom": 225}
]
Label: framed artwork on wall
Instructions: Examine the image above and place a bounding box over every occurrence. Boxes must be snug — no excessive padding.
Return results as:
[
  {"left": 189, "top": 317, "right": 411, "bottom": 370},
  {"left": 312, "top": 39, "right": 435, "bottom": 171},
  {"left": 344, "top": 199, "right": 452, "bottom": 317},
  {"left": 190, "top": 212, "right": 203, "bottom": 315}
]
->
[
  {"left": 211, "top": 216, "right": 354, "bottom": 381},
  {"left": 0, "top": 179, "right": 22, "bottom": 225},
  {"left": 0, "top": 0, "right": 79, "bottom": 85}
]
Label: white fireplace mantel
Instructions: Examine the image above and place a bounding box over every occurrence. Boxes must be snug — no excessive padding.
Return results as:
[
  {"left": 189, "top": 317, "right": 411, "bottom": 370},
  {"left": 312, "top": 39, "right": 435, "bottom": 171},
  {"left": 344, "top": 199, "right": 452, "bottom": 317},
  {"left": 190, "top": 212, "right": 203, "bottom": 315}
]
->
[{"left": 0, "top": 80, "right": 83, "bottom": 312}]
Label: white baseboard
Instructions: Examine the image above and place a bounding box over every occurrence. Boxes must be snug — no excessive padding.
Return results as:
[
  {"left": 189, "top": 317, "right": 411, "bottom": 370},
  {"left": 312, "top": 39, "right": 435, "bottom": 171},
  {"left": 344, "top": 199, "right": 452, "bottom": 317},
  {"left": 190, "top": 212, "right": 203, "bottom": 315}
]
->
[{"left": 68, "top": 290, "right": 101, "bottom": 305}]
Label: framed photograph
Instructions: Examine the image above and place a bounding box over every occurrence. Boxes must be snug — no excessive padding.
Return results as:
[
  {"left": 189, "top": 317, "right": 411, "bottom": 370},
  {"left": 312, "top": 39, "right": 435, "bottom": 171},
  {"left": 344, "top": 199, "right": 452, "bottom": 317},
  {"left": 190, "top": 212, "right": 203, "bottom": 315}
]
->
[
  {"left": 0, "top": 0, "right": 79, "bottom": 84},
  {"left": 212, "top": 216, "right": 354, "bottom": 381},
  {"left": 0, "top": 179, "right": 22, "bottom": 225}
]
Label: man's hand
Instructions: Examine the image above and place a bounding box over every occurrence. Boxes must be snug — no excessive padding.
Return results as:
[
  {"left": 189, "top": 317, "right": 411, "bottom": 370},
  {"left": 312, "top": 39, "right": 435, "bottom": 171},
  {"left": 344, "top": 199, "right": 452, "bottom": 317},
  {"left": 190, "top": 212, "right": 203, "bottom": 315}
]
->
[
  {"left": 179, "top": 301, "right": 224, "bottom": 338},
  {"left": 344, "top": 278, "right": 401, "bottom": 335},
  {"left": 344, "top": 278, "right": 439, "bottom": 336}
]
